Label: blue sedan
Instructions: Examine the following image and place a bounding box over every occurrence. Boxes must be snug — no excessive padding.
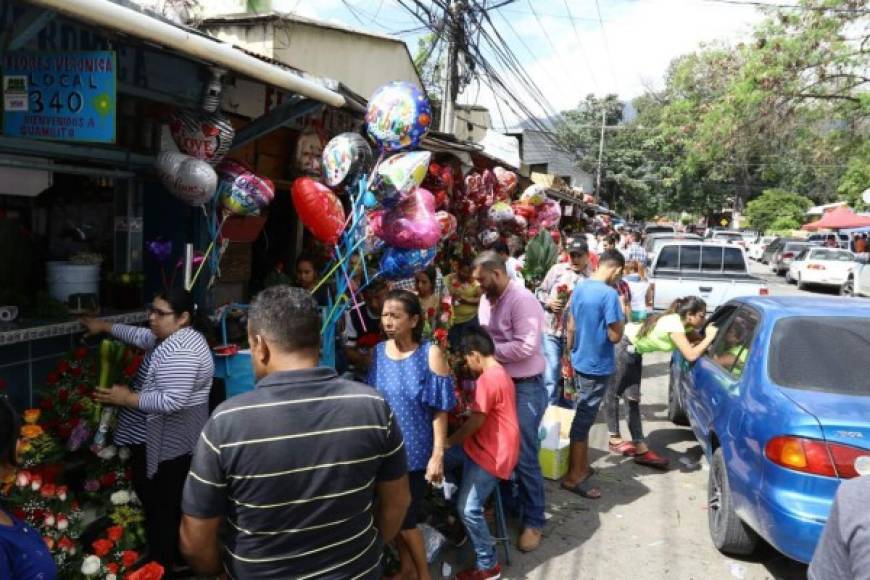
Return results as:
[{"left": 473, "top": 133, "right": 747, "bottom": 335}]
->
[{"left": 668, "top": 296, "right": 870, "bottom": 564}]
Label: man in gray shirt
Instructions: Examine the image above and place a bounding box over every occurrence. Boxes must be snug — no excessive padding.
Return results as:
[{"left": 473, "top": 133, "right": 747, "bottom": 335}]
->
[{"left": 809, "top": 475, "right": 870, "bottom": 580}]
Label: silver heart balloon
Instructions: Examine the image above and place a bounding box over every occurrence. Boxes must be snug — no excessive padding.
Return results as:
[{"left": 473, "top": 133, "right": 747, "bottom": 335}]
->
[{"left": 155, "top": 151, "right": 218, "bottom": 206}]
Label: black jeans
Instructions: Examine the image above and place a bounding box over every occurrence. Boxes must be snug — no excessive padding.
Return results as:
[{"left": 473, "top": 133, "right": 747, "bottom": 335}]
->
[
  {"left": 604, "top": 338, "right": 645, "bottom": 443},
  {"left": 131, "top": 445, "right": 192, "bottom": 578}
]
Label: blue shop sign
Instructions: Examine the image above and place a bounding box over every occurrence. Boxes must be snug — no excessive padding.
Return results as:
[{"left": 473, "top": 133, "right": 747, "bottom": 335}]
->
[{"left": 2, "top": 51, "right": 116, "bottom": 143}]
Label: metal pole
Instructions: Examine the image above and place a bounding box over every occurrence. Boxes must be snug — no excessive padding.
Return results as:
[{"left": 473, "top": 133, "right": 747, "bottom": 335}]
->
[
  {"left": 440, "top": 0, "right": 460, "bottom": 134},
  {"left": 595, "top": 108, "right": 606, "bottom": 198}
]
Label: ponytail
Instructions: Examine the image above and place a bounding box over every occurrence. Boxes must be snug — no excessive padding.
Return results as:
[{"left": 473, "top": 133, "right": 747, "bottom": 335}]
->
[{"left": 636, "top": 296, "right": 706, "bottom": 339}]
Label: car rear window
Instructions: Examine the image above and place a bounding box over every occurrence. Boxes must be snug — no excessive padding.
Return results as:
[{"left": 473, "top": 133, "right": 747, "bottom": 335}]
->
[
  {"left": 811, "top": 250, "right": 854, "bottom": 261},
  {"left": 769, "top": 317, "right": 870, "bottom": 395}
]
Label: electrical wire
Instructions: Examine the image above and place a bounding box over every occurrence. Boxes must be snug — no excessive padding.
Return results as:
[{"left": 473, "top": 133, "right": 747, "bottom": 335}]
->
[
  {"left": 592, "top": 0, "right": 620, "bottom": 92},
  {"left": 560, "top": 0, "right": 600, "bottom": 94}
]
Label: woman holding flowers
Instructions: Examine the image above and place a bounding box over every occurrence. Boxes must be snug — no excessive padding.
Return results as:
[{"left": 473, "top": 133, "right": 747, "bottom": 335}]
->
[
  {"left": 81, "top": 288, "right": 213, "bottom": 578},
  {"left": 0, "top": 396, "right": 58, "bottom": 579}
]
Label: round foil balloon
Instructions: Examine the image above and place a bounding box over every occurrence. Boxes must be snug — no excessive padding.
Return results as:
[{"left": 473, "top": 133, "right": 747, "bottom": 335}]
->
[
  {"left": 493, "top": 167, "right": 518, "bottom": 199},
  {"left": 155, "top": 151, "right": 218, "bottom": 206},
  {"left": 291, "top": 177, "right": 346, "bottom": 245},
  {"left": 321, "top": 132, "right": 373, "bottom": 188},
  {"left": 435, "top": 211, "right": 457, "bottom": 239},
  {"left": 512, "top": 202, "right": 537, "bottom": 221},
  {"left": 520, "top": 184, "right": 548, "bottom": 206},
  {"left": 366, "top": 81, "right": 432, "bottom": 152},
  {"left": 488, "top": 201, "right": 515, "bottom": 223},
  {"left": 169, "top": 109, "right": 235, "bottom": 166},
  {"left": 378, "top": 188, "right": 441, "bottom": 249},
  {"left": 217, "top": 159, "right": 275, "bottom": 216},
  {"left": 374, "top": 151, "right": 432, "bottom": 206},
  {"left": 379, "top": 245, "right": 437, "bottom": 280},
  {"left": 537, "top": 198, "right": 562, "bottom": 229},
  {"left": 479, "top": 228, "right": 499, "bottom": 247}
]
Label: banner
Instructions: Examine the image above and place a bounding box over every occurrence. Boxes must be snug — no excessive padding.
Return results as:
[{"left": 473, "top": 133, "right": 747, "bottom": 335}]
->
[{"left": 2, "top": 51, "right": 116, "bottom": 143}]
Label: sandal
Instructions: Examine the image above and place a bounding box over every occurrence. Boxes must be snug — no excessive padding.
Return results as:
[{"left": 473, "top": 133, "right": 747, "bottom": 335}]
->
[
  {"left": 634, "top": 450, "right": 669, "bottom": 470},
  {"left": 560, "top": 472, "right": 602, "bottom": 499},
  {"left": 609, "top": 441, "right": 637, "bottom": 456}
]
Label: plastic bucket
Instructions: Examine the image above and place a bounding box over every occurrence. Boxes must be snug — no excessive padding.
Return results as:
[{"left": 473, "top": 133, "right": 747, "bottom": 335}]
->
[{"left": 46, "top": 261, "right": 100, "bottom": 303}]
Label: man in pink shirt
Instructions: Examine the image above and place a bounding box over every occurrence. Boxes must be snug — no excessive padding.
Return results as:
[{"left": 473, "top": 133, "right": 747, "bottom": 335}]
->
[
  {"left": 446, "top": 328, "right": 520, "bottom": 580},
  {"left": 473, "top": 250, "right": 548, "bottom": 553}
]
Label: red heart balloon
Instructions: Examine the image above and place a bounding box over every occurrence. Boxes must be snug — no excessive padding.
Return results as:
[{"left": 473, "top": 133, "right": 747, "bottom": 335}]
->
[{"left": 291, "top": 177, "right": 346, "bottom": 245}]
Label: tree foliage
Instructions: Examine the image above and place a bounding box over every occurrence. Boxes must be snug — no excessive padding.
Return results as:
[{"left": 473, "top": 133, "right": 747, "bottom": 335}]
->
[{"left": 744, "top": 188, "right": 813, "bottom": 233}]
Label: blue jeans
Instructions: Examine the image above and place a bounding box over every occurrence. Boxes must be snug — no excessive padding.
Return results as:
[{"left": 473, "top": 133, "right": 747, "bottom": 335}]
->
[
  {"left": 445, "top": 447, "right": 499, "bottom": 570},
  {"left": 541, "top": 334, "right": 565, "bottom": 405},
  {"left": 510, "top": 375, "right": 548, "bottom": 529},
  {"left": 570, "top": 373, "right": 611, "bottom": 442}
]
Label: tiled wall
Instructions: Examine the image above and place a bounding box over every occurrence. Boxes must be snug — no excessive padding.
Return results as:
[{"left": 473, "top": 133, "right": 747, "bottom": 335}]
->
[{"left": 0, "top": 334, "right": 87, "bottom": 411}]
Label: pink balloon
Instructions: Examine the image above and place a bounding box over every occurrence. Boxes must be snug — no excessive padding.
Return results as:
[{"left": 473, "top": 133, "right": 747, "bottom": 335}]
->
[
  {"left": 536, "top": 198, "right": 562, "bottom": 229},
  {"left": 377, "top": 188, "right": 441, "bottom": 249}
]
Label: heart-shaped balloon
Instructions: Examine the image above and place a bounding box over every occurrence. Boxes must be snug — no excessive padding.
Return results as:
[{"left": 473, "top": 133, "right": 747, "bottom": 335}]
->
[
  {"left": 512, "top": 202, "right": 537, "bottom": 221},
  {"left": 291, "top": 177, "right": 346, "bottom": 245},
  {"left": 465, "top": 173, "right": 486, "bottom": 203},
  {"left": 217, "top": 159, "right": 275, "bottom": 216},
  {"left": 169, "top": 109, "right": 235, "bottom": 166},
  {"left": 321, "top": 132, "right": 374, "bottom": 188},
  {"left": 379, "top": 245, "right": 437, "bottom": 280},
  {"left": 536, "top": 198, "right": 562, "bottom": 229},
  {"left": 373, "top": 151, "right": 432, "bottom": 207},
  {"left": 155, "top": 151, "right": 218, "bottom": 206},
  {"left": 493, "top": 167, "right": 518, "bottom": 199},
  {"left": 488, "top": 201, "right": 515, "bottom": 223},
  {"left": 377, "top": 188, "right": 441, "bottom": 249},
  {"left": 435, "top": 211, "right": 457, "bottom": 239},
  {"left": 366, "top": 81, "right": 432, "bottom": 152}
]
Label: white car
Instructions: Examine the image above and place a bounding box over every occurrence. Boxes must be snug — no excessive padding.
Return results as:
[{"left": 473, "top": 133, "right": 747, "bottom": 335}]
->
[
  {"left": 748, "top": 235, "right": 776, "bottom": 261},
  {"left": 845, "top": 261, "right": 870, "bottom": 297},
  {"left": 786, "top": 247, "right": 857, "bottom": 292}
]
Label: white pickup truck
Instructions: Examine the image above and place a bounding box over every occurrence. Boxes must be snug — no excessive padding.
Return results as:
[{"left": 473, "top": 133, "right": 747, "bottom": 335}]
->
[
  {"left": 648, "top": 242, "right": 768, "bottom": 312},
  {"left": 845, "top": 261, "right": 870, "bottom": 297}
]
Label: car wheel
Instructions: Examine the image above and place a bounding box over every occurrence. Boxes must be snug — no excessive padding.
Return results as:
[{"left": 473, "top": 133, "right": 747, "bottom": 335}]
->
[
  {"left": 797, "top": 275, "right": 806, "bottom": 290},
  {"left": 709, "top": 447, "right": 758, "bottom": 556},
  {"left": 667, "top": 362, "right": 689, "bottom": 426},
  {"left": 785, "top": 270, "right": 794, "bottom": 284},
  {"left": 841, "top": 278, "right": 854, "bottom": 297}
]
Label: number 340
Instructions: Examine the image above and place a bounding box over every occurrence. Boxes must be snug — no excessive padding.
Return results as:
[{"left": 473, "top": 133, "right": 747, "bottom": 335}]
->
[{"left": 29, "top": 90, "right": 84, "bottom": 114}]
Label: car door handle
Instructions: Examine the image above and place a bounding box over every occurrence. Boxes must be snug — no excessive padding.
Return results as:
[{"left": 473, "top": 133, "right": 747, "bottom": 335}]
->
[{"left": 699, "top": 286, "right": 713, "bottom": 292}]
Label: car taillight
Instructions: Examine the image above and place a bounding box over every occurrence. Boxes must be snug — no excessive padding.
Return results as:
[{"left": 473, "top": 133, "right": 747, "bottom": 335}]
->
[
  {"left": 759, "top": 287, "right": 769, "bottom": 296},
  {"left": 807, "top": 264, "right": 826, "bottom": 270},
  {"left": 765, "top": 436, "right": 870, "bottom": 479},
  {"left": 782, "top": 252, "right": 795, "bottom": 259}
]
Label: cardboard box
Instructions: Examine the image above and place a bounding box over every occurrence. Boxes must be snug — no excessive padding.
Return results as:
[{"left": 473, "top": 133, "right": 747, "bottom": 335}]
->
[
  {"left": 543, "top": 405, "right": 576, "bottom": 439},
  {"left": 539, "top": 438, "right": 570, "bottom": 480}
]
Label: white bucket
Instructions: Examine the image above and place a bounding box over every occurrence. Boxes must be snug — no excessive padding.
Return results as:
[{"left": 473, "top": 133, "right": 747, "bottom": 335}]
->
[{"left": 46, "top": 261, "right": 100, "bottom": 304}]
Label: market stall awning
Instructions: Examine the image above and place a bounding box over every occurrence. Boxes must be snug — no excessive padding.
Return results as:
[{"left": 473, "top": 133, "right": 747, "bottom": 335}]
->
[{"left": 801, "top": 206, "right": 870, "bottom": 231}]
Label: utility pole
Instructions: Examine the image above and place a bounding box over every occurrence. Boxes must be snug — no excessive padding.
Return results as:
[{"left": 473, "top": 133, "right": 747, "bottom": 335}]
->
[
  {"left": 440, "top": 0, "right": 463, "bottom": 134},
  {"left": 595, "top": 108, "right": 606, "bottom": 198}
]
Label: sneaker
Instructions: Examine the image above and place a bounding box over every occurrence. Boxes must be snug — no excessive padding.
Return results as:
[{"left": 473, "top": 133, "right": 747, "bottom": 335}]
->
[{"left": 456, "top": 563, "right": 502, "bottom": 580}]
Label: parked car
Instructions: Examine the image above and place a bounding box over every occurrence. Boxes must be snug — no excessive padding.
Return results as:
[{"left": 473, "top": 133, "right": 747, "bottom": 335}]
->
[
  {"left": 760, "top": 237, "right": 787, "bottom": 264},
  {"left": 709, "top": 230, "right": 746, "bottom": 247},
  {"left": 668, "top": 296, "right": 870, "bottom": 563},
  {"left": 807, "top": 232, "right": 850, "bottom": 249},
  {"left": 770, "top": 241, "right": 813, "bottom": 275},
  {"left": 648, "top": 242, "right": 767, "bottom": 312},
  {"left": 643, "top": 232, "right": 703, "bottom": 266},
  {"left": 748, "top": 236, "right": 777, "bottom": 261},
  {"left": 844, "top": 261, "right": 870, "bottom": 297},
  {"left": 786, "top": 248, "right": 857, "bottom": 292},
  {"left": 645, "top": 223, "right": 676, "bottom": 236}
]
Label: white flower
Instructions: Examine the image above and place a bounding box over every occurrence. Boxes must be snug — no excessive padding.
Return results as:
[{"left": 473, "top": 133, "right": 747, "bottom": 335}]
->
[
  {"left": 81, "top": 555, "right": 101, "bottom": 576},
  {"left": 43, "top": 514, "right": 56, "bottom": 527},
  {"left": 30, "top": 479, "right": 41, "bottom": 491},
  {"left": 97, "top": 445, "right": 117, "bottom": 460},
  {"left": 15, "top": 472, "right": 30, "bottom": 487},
  {"left": 106, "top": 574, "right": 117, "bottom": 580},
  {"left": 56, "top": 517, "right": 68, "bottom": 531},
  {"left": 110, "top": 490, "right": 130, "bottom": 506},
  {"left": 118, "top": 447, "right": 131, "bottom": 462}
]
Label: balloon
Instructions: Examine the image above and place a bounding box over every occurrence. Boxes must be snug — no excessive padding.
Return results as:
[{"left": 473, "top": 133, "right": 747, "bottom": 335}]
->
[
  {"left": 155, "top": 151, "right": 218, "bottom": 206},
  {"left": 479, "top": 229, "right": 499, "bottom": 247},
  {"left": 435, "top": 211, "right": 457, "bottom": 239},
  {"left": 366, "top": 81, "right": 432, "bottom": 152},
  {"left": 379, "top": 245, "right": 437, "bottom": 280},
  {"left": 364, "top": 211, "right": 386, "bottom": 253},
  {"left": 377, "top": 188, "right": 441, "bottom": 249},
  {"left": 169, "top": 109, "right": 235, "bottom": 166},
  {"left": 291, "top": 177, "right": 346, "bottom": 245},
  {"left": 513, "top": 215, "right": 528, "bottom": 230},
  {"left": 146, "top": 239, "right": 173, "bottom": 264},
  {"left": 488, "top": 201, "right": 515, "bottom": 223},
  {"left": 512, "top": 202, "right": 537, "bottom": 221},
  {"left": 520, "top": 184, "right": 548, "bottom": 206},
  {"left": 537, "top": 198, "right": 562, "bottom": 229},
  {"left": 217, "top": 159, "right": 275, "bottom": 216},
  {"left": 493, "top": 167, "right": 518, "bottom": 199},
  {"left": 321, "top": 132, "right": 373, "bottom": 188},
  {"left": 373, "top": 151, "right": 432, "bottom": 207}
]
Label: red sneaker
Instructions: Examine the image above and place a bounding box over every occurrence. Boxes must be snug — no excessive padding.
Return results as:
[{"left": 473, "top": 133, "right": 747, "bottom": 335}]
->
[{"left": 456, "top": 563, "right": 502, "bottom": 580}]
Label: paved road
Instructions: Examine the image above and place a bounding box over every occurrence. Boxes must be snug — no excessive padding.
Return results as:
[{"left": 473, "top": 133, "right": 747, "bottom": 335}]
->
[{"left": 436, "top": 261, "right": 843, "bottom": 580}]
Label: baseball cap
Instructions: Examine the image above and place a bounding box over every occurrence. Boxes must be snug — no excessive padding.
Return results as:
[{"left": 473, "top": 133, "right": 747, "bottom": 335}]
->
[{"left": 567, "top": 239, "right": 588, "bottom": 255}]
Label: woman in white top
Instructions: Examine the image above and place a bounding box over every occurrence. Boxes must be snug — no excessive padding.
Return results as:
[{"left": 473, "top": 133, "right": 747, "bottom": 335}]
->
[{"left": 623, "top": 260, "right": 654, "bottom": 322}]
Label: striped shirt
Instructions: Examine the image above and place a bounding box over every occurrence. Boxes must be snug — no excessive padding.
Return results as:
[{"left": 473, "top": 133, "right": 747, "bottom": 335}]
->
[
  {"left": 110, "top": 325, "right": 214, "bottom": 477},
  {"left": 182, "top": 367, "right": 407, "bottom": 580}
]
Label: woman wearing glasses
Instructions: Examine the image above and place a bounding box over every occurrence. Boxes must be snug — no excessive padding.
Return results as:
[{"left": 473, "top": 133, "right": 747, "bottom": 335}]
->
[{"left": 80, "top": 288, "right": 213, "bottom": 579}]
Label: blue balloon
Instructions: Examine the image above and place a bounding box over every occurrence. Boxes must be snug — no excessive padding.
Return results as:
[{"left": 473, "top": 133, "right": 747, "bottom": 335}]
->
[{"left": 379, "top": 245, "right": 437, "bottom": 280}]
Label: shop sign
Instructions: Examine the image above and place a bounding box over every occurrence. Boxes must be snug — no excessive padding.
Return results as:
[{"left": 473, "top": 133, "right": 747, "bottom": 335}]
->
[{"left": 2, "top": 51, "right": 116, "bottom": 143}]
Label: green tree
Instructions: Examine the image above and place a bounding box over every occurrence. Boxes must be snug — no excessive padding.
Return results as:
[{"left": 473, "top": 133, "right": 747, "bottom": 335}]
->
[
  {"left": 837, "top": 142, "right": 870, "bottom": 209},
  {"left": 744, "top": 188, "right": 813, "bottom": 233},
  {"left": 769, "top": 216, "right": 801, "bottom": 233}
]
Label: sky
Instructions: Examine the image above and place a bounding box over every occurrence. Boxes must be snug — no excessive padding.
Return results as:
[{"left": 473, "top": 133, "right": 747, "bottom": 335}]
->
[{"left": 271, "top": 0, "right": 770, "bottom": 126}]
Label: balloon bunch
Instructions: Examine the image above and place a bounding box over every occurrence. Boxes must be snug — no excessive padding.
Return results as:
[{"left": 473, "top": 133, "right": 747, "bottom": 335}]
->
[{"left": 512, "top": 184, "right": 561, "bottom": 238}]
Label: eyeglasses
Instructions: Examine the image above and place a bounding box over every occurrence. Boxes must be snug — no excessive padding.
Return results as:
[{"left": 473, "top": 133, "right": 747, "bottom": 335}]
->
[{"left": 147, "top": 305, "right": 175, "bottom": 317}]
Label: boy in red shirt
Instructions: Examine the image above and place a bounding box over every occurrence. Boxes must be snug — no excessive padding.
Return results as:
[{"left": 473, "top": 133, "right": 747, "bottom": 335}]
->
[{"left": 446, "top": 329, "right": 520, "bottom": 580}]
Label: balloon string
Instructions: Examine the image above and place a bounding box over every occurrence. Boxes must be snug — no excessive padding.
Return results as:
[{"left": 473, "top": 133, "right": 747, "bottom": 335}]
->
[
  {"left": 321, "top": 295, "right": 348, "bottom": 335},
  {"left": 312, "top": 236, "right": 366, "bottom": 295},
  {"left": 187, "top": 214, "right": 228, "bottom": 290}
]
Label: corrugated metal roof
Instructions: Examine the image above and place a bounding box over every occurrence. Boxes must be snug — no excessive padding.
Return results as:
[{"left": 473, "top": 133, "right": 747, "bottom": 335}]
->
[{"left": 199, "top": 11, "right": 404, "bottom": 44}]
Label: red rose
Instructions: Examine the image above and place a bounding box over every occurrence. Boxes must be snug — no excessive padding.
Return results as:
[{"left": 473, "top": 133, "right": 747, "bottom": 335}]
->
[
  {"left": 56, "top": 360, "right": 69, "bottom": 374},
  {"left": 107, "top": 562, "right": 120, "bottom": 574},
  {"left": 0, "top": 378, "right": 6, "bottom": 390},
  {"left": 106, "top": 525, "right": 125, "bottom": 542},
  {"left": 40, "top": 483, "right": 57, "bottom": 498},
  {"left": 100, "top": 472, "right": 117, "bottom": 487},
  {"left": 77, "top": 384, "right": 88, "bottom": 395},
  {"left": 73, "top": 346, "right": 89, "bottom": 360},
  {"left": 45, "top": 372, "right": 59, "bottom": 385},
  {"left": 92, "top": 538, "right": 114, "bottom": 557},
  {"left": 58, "top": 388, "right": 69, "bottom": 402},
  {"left": 40, "top": 398, "right": 53, "bottom": 410},
  {"left": 426, "top": 307, "right": 436, "bottom": 319},
  {"left": 125, "top": 562, "right": 165, "bottom": 580},
  {"left": 121, "top": 550, "right": 140, "bottom": 568},
  {"left": 71, "top": 366, "right": 82, "bottom": 377},
  {"left": 440, "top": 302, "right": 452, "bottom": 313}
]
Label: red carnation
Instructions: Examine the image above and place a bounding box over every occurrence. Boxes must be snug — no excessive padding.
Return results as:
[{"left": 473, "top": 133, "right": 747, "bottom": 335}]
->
[
  {"left": 56, "top": 360, "right": 69, "bottom": 374},
  {"left": 107, "top": 525, "right": 125, "bottom": 542},
  {"left": 125, "top": 562, "right": 165, "bottom": 580},
  {"left": 73, "top": 346, "right": 89, "bottom": 360},
  {"left": 58, "top": 388, "right": 69, "bottom": 403},
  {"left": 92, "top": 538, "right": 114, "bottom": 557},
  {"left": 121, "top": 550, "right": 140, "bottom": 568},
  {"left": 426, "top": 307, "right": 436, "bottom": 320},
  {"left": 107, "top": 562, "right": 120, "bottom": 574},
  {"left": 45, "top": 372, "right": 59, "bottom": 385},
  {"left": 100, "top": 472, "right": 117, "bottom": 487},
  {"left": 71, "top": 366, "right": 82, "bottom": 377}
]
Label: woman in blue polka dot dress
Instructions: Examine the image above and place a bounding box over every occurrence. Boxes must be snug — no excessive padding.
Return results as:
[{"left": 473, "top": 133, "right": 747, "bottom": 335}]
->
[{"left": 368, "top": 289, "right": 456, "bottom": 580}]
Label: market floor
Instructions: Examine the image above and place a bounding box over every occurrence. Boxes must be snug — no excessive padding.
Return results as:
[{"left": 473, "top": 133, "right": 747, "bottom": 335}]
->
[{"left": 434, "top": 353, "right": 810, "bottom": 580}]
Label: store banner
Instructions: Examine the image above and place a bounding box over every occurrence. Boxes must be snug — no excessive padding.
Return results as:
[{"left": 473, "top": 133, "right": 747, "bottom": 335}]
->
[{"left": 2, "top": 51, "right": 116, "bottom": 143}]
